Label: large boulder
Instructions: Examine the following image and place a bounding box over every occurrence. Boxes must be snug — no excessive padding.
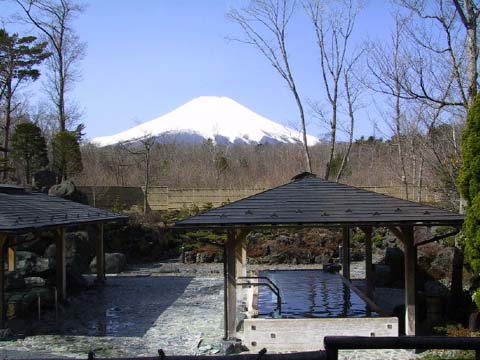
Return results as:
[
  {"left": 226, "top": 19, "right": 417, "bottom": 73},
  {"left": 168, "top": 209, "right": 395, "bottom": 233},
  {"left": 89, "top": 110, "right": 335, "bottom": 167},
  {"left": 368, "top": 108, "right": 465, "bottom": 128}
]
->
[
  {"left": 49, "top": 180, "right": 76, "bottom": 198},
  {"left": 90, "top": 253, "right": 127, "bottom": 274},
  {"left": 48, "top": 180, "right": 88, "bottom": 203},
  {"left": 16, "top": 251, "right": 53, "bottom": 276},
  {"left": 44, "top": 231, "right": 95, "bottom": 274}
]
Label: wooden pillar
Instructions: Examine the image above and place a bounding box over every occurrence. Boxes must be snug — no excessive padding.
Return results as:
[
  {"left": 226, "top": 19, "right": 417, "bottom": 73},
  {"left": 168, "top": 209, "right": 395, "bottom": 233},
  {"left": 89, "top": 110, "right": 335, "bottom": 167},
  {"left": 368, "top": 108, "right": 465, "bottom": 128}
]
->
[
  {"left": 403, "top": 226, "right": 417, "bottom": 336},
  {"left": 7, "top": 235, "right": 15, "bottom": 272},
  {"left": 235, "top": 232, "right": 247, "bottom": 279},
  {"left": 56, "top": 228, "right": 66, "bottom": 301},
  {"left": 0, "top": 234, "right": 6, "bottom": 328},
  {"left": 363, "top": 227, "right": 374, "bottom": 299},
  {"left": 96, "top": 223, "right": 105, "bottom": 283},
  {"left": 342, "top": 226, "right": 350, "bottom": 281},
  {"left": 225, "top": 228, "right": 237, "bottom": 340}
]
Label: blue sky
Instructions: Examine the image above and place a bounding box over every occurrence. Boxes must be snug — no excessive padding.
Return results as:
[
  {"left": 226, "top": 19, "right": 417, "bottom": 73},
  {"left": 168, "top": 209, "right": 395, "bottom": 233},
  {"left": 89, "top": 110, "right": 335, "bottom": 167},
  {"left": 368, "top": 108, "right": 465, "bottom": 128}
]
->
[{"left": 4, "top": 0, "right": 394, "bottom": 141}]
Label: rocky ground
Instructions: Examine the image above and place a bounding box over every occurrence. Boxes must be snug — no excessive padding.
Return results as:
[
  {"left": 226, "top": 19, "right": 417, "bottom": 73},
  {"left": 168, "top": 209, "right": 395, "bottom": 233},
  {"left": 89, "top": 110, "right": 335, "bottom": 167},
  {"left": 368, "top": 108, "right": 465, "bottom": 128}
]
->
[{"left": 0, "top": 260, "right": 466, "bottom": 360}]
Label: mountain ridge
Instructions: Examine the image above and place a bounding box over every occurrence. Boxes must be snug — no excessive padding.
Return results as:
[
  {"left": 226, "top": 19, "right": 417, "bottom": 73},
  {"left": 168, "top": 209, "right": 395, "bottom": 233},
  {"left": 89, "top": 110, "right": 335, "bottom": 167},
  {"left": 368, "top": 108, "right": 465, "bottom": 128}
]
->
[{"left": 92, "top": 96, "right": 319, "bottom": 146}]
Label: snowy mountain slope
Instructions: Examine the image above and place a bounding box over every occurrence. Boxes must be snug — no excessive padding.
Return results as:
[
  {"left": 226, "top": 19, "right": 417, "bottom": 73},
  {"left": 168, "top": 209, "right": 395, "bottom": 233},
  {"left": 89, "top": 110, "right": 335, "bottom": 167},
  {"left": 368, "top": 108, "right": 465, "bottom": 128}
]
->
[{"left": 92, "top": 96, "right": 319, "bottom": 146}]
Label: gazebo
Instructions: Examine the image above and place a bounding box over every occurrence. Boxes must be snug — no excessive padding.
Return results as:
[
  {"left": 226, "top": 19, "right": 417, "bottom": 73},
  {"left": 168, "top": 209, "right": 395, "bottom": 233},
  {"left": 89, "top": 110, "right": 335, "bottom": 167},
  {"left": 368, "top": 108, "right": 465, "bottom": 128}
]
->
[
  {"left": 175, "top": 172, "right": 464, "bottom": 339},
  {"left": 0, "top": 184, "right": 126, "bottom": 328}
]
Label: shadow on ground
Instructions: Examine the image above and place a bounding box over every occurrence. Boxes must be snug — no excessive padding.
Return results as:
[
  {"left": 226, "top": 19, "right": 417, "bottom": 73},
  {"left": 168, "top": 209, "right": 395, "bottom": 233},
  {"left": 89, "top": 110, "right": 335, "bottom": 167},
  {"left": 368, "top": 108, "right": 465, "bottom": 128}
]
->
[{"left": 29, "top": 276, "right": 193, "bottom": 338}]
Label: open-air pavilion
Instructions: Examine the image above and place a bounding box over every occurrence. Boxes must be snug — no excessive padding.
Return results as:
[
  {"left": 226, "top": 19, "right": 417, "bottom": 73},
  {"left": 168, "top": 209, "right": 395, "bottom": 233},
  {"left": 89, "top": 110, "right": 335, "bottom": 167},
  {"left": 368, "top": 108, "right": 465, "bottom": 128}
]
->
[
  {"left": 0, "top": 184, "right": 126, "bottom": 329},
  {"left": 175, "top": 172, "right": 464, "bottom": 341}
]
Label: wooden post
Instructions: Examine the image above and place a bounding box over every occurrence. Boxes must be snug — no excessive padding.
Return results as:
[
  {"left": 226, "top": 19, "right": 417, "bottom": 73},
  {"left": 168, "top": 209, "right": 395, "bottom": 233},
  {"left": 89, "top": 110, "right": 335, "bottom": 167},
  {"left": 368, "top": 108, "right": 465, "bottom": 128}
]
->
[
  {"left": 342, "top": 226, "right": 350, "bottom": 281},
  {"left": 235, "top": 232, "right": 247, "bottom": 279},
  {"left": 56, "top": 228, "right": 66, "bottom": 301},
  {"left": 0, "top": 234, "right": 6, "bottom": 328},
  {"left": 363, "top": 227, "right": 374, "bottom": 299},
  {"left": 223, "top": 243, "right": 228, "bottom": 340},
  {"left": 403, "top": 226, "right": 417, "bottom": 336},
  {"left": 96, "top": 223, "right": 105, "bottom": 283},
  {"left": 8, "top": 238, "right": 17, "bottom": 272},
  {"left": 225, "top": 228, "right": 237, "bottom": 339}
]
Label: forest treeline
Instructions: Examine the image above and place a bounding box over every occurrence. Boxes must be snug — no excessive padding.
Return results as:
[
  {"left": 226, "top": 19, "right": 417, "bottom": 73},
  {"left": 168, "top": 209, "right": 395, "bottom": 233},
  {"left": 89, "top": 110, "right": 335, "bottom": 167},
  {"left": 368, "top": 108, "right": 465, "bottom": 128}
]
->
[{"left": 75, "top": 124, "right": 461, "bottom": 211}]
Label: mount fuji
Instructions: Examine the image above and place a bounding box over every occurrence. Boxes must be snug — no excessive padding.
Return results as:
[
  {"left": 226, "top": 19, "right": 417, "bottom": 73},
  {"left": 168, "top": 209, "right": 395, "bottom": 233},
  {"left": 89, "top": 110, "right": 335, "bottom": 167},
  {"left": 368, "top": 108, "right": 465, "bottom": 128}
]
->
[{"left": 92, "top": 96, "right": 319, "bottom": 147}]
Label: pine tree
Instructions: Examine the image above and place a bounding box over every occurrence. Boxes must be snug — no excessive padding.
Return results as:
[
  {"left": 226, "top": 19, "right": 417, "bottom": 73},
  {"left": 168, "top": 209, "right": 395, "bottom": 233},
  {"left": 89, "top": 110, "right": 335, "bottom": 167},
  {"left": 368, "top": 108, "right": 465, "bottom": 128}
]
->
[
  {"left": 11, "top": 122, "right": 48, "bottom": 184},
  {"left": 459, "top": 94, "right": 480, "bottom": 272},
  {"left": 0, "top": 29, "right": 50, "bottom": 180},
  {"left": 52, "top": 131, "right": 83, "bottom": 181}
]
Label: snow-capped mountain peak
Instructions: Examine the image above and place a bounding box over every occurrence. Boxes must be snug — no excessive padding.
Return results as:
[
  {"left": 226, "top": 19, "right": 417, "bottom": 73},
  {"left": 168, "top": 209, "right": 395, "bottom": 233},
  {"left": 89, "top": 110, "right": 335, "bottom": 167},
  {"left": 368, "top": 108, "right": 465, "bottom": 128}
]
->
[{"left": 92, "top": 96, "right": 319, "bottom": 146}]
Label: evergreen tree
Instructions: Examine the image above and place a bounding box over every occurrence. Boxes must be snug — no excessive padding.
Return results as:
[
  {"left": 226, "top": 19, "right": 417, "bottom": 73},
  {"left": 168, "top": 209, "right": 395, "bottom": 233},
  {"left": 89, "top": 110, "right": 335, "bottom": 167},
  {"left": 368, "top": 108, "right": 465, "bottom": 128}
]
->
[
  {"left": 11, "top": 122, "right": 48, "bottom": 184},
  {"left": 459, "top": 94, "right": 480, "bottom": 272},
  {"left": 0, "top": 29, "right": 50, "bottom": 180},
  {"left": 52, "top": 131, "right": 83, "bottom": 181}
]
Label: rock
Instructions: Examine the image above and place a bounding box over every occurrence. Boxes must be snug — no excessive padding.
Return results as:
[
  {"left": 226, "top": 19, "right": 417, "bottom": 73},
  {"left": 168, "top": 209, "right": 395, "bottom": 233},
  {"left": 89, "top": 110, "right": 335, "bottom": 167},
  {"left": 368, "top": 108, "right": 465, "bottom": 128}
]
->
[
  {"left": 24, "top": 277, "right": 46, "bottom": 287},
  {"left": 90, "top": 253, "right": 127, "bottom": 274},
  {"left": 196, "top": 252, "right": 215, "bottom": 263},
  {"left": 48, "top": 180, "right": 88, "bottom": 203},
  {"left": 323, "top": 263, "right": 341, "bottom": 273},
  {"left": 384, "top": 247, "right": 404, "bottom": 281},
  {"left": 428, "top": 246, "right": 462, "bottom": 281},
  {"left": 0, "top": 328, "right": 13, "bottom": 340},
  {"left": 44, "top": 244, "right": 56, "bottom": 258},
  {"left": 16, "top": 251, "right": 53, "bottom": 276},
  {"left": 49, "top": 180, "right": 76, "bottom": 198},
  {"left": 65, "top": 231, "right": 95, "bottom": 273},
  {"left": 374, "top": 264, "right": 392, "bottom": 287},
  {"left": 33, "top": 257, "right": 52, "bottom": 273},
  {"left": 424, "top": 280, "right": 449, "bottom": 297},
  {"left": 6, "top": 272, "right": 26, "bottom": 290}
]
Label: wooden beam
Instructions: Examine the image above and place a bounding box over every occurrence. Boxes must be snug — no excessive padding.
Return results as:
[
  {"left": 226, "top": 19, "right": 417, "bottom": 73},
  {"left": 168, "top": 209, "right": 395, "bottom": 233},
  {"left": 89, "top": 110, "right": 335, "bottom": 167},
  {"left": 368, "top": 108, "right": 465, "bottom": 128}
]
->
[
  {"left": 362, "top": 227, "right": 374, "bottom": 299},
  {"left": 403, "top": 226, "right": 416, "bottom": 336},
  {"left": 225, "top": 228, "right": 237, "bottom": 340},
  {"left": 0, "top": 234, "right": 6, "bottom": 328},
  {"left": 342, "top": 226, "right": 350, "bottom": 281},
  {"left": 95, "top": 223, "right": 105, "bottom": 283},
  {"left": 56, "top": 228, "right": 66, "bottom": 301}
]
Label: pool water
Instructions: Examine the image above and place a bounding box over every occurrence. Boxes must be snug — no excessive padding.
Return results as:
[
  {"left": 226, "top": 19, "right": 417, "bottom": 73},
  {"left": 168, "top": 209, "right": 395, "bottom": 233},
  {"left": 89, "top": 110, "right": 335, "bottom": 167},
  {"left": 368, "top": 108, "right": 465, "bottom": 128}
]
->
[{"left": 258, "top": 270, "right": 378, "bottom": 318}]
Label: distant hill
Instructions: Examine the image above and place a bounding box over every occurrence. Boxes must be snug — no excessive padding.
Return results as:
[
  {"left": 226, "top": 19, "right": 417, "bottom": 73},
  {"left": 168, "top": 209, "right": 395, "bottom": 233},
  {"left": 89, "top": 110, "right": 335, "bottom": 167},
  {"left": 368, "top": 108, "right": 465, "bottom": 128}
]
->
[{"left": 92, "top": 96, "right": 319, "bottom": 146}]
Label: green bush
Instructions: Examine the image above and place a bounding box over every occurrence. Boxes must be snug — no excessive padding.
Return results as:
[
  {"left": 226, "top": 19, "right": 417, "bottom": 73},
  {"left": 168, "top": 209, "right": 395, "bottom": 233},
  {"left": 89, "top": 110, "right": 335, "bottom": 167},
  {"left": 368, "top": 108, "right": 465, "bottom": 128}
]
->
[{"left": 459, "top": 94, "right": 480, "bottom": 272}]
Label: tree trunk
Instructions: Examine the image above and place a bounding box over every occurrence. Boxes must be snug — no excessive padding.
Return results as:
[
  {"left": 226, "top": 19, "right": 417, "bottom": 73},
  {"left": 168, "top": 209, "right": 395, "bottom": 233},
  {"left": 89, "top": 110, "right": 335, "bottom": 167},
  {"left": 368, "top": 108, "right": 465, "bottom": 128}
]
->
[
  {"left": 2, "top": 82, "right": 12, "bottom": 181},
  {"left": 144, "top": 150, "right": 150, "bottom": 214}
]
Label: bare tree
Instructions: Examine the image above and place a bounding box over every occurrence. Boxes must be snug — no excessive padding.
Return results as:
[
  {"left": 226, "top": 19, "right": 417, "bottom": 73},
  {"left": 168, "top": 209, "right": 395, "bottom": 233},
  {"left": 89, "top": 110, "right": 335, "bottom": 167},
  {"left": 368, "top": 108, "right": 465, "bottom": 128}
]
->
[
  {"left": 14, "top": 0, "right": 86, "bottom": 132},
  {"left": 392, "top": 0, "right": 478, "bottom": 109},
  {"left": 305, "top": 0, "right": 360, "bottom": 180},
  {"left": 335, "top": 54, "right": 362, "bottom": 182},
  {"left": 368, "top": 16, "right": 411, "bottom": 198},
  {"left": 120, "top": 136, "right": 155, "bottom": 214},
  {"left": 228, "top": 0, "right": 312, "bottom": 172}
]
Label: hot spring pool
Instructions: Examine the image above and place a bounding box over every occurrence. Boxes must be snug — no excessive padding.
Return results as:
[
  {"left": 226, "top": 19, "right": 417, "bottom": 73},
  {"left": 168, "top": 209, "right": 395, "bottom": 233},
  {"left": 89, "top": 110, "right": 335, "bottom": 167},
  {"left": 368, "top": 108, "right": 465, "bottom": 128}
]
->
[{"left": 258, "top": 270, "right": 378, "bottom": 318}]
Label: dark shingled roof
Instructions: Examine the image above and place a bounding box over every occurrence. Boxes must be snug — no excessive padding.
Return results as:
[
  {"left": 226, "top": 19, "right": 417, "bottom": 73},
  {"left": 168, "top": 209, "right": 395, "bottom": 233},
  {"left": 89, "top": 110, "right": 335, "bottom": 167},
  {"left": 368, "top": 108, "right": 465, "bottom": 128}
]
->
[
  {"left": 0, "top": 187, "right": 126, "bottom": 233},
  {"left": 176, "top": 174, "right": 464, "bottom": 228}
]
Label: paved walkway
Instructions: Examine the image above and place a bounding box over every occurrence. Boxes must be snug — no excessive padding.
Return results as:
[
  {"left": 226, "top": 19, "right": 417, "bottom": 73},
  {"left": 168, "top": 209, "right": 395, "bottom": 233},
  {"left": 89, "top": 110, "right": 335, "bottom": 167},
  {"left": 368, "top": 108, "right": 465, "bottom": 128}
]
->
[
  {"left": 0, "top": 261, "right": 425, "bottom": 359},
  {"left": 0, "top": 275, "right": 224, "bottom": 358}
]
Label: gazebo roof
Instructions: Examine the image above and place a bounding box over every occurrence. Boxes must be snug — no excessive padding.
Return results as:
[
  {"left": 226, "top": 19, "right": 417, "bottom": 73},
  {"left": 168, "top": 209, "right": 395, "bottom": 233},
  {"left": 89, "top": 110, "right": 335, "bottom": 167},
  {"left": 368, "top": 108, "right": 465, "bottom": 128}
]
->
[
  {"left": 0, "top": 185, "right": 126, "bottom": 233},
  {"left": 175, "top": 173, "right": 464, "bottom": 228}
]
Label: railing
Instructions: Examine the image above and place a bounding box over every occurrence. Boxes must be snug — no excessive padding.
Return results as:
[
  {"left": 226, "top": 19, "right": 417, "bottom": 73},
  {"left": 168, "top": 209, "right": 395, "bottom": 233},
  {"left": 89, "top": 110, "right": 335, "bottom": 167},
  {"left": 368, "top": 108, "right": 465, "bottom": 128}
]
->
[
  {"left": 237, "top": 276, "right": 282, "bottom": 315},
  {"left": 323, "top": 336, "right": 480, "bottom": 360}
]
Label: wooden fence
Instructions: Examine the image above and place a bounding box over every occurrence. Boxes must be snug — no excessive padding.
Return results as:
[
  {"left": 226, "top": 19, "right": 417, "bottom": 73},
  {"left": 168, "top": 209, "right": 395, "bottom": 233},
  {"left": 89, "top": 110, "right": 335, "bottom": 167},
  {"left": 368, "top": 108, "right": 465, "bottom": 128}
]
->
[{"left": 79, "top": 185, "right": 443, "bottom": 211}]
